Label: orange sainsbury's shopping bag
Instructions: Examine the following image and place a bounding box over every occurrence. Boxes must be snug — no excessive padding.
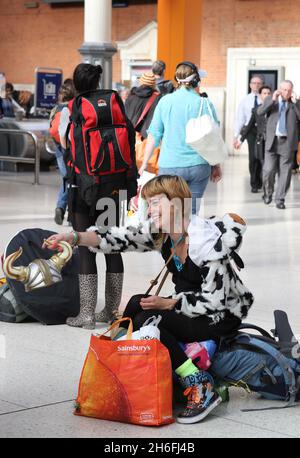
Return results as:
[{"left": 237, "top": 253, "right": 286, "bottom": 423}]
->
[{"left": 74, "top": 318, "right": 174, "bottom": 426}]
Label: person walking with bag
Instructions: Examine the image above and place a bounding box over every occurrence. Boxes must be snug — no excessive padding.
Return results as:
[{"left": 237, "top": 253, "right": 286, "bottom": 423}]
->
[
  {"left": 125, "top": 72, "right": 161, "bottom": 174},
  {"left": 139, "top": 62, "right": 222, "bottom": 214},
  {"left": 44, "top": 175, "right": 254, "bottom": 423},
  {"left": 235, "top": 85, "right": 272, "bottom": 171},
  {"left": 233, "top": 75, "right": 264, "bottom": 193},
  {"left": 60, "top": 63, "right": 137, "bottom": 329},
  {"left": 49, "top": 79, "right": 76, "bottom": 225}
]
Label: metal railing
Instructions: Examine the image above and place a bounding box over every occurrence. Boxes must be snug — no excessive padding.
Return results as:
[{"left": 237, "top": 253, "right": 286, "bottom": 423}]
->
[{"left": 0, "top": 129, "right": 40, "bottom": 185}]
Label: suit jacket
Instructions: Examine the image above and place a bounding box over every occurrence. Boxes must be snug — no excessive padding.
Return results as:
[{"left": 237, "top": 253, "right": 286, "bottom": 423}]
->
[
  {"left": 257, "top": 96, "right": 300, "bottom": 152},
  {"left": 240, "top": 107, "right": 267, "bottom": 143}
]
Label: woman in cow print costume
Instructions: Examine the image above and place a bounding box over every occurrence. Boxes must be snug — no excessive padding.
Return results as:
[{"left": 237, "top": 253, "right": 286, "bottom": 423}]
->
[{"left": 44, "top": 175, "right": 254, "bottom": 424}]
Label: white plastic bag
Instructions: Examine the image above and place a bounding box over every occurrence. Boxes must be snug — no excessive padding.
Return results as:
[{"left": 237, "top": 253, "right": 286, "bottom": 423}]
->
[
  {"left": 126, "top": 171, "right": 155, "bottom": 225},
  {"left": 186, "top": 98, "right": 228, "bottom": 165},
  {"left": 117, "top": 315, "right": 161, "bottom": 341},
  {"left": 138, "top": 315, "right": 162, "bottom": 340}
]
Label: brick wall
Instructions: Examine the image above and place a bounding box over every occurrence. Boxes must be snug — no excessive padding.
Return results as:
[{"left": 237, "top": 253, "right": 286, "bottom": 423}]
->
[
  {"left": 0, "top": 0, "right": 157, "bottom": 85},
  {"left": 201, "top": 0, "right": 300, "bottom": 86},
  {"left": 2, "top": 0, "right": 300, "bottom": 88}
]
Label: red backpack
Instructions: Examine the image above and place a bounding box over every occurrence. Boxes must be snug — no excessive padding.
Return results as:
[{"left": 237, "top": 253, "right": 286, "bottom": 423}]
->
[
  {"left": 49, "top": 103, "right": 66, "bottom": 144},
  {"left": 67, "top": 90, "right": 137, "bottom": 208},
  {"left": 68, "top": 90, "right": 136, "bottom": 177}
]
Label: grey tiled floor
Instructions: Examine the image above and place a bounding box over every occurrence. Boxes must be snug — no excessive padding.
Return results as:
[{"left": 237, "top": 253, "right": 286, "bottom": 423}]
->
[{"left": 0, "top": 155, "right": 300, "bottom": 438}]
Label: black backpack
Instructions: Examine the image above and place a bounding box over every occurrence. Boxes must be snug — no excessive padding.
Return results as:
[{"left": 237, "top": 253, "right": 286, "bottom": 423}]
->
[
  {"left": 0, "top": 280, "right": 29, "bottom": 323},
  {"left": 157, "top": 80, "right": 174, "bottom": 96},
  {"left": 66, "top": 89, "right": 137, "bottom": 208},
  {"left": 4, "top": 228, "right": 80, "bottom": 325}
]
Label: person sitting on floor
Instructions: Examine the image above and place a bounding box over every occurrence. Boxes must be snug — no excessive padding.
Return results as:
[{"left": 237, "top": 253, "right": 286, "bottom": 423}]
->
[{"left": 43, "top": 174, "right": 254, "bottom": 424}]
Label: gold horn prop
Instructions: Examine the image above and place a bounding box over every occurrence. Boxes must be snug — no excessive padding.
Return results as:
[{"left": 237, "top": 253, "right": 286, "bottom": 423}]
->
[
  {"left": 3, "top": 247, "right": 29, "bottom": 283},
  {"left": 3, "top": 241, "right": 73, "bottom": 291}
]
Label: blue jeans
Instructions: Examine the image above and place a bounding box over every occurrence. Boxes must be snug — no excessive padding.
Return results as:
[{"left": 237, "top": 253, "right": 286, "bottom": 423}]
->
[
  {"left": 55, "top": 145, "right": 68, "bottom": 211},
  {"left": 158, "top": 164, "right": 211, "bottom": 214}
]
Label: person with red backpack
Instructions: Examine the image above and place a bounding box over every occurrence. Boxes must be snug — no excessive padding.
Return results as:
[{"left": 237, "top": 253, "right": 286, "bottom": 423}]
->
[
  {"left": 49, "top": 80, "right": 76, "bottom": 225},
  {"left": 61, "top": 63, "right": 137, "bottom": 329}
]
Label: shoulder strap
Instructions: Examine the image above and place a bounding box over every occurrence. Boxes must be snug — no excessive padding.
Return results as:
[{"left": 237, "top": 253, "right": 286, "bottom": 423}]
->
[
  {"left": 205, "top": 98, "right": 214, "bottom": 119},
  {"left": 135, "top": 92, "right": 160, "bottom": 130},
  {"left": 145, "top": 233, "right": 187, "bottom": 296},
  {"left": 145, "top": 250, "right": 174, "bottom": 296},
  {"left": 65, "top": 122, "right": 71, "bottom": 150},
  {"left": 197, "top": 96, "right": 205, "bottom": 118}
]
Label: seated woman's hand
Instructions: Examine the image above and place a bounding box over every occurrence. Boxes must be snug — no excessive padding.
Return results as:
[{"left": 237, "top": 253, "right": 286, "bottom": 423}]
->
[
  {"left": 42, "top": 232, "right": 74, "bottom": 250},
  {"left": 140, "top": 296, "right": 177, "bottom": 311}
]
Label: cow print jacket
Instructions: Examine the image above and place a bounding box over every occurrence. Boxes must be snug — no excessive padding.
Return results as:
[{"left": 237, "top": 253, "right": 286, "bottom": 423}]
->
[{"left": 87, "top": 213, "right": 254, "bottom": 324}]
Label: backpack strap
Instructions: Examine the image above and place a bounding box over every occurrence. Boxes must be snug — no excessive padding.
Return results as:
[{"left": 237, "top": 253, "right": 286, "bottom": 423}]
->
[
  {"left": 239, "top": 335, "right": 299, "bottom": 412},
  {"left": 135, "top": 92, "right": 160, "bottom": 130},
  {"left": 238, "top": 323, "right": 274, "bottom": 339}
]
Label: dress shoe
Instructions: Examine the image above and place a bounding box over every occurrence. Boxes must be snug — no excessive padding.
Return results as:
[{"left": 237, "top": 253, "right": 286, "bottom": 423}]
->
[
  {"left": 54, "top": 207, "right": 65, "bottom": 225},
  {"left": 251, "top": 188, "right": 258, "bottom": 193},
  {"left": 262, "top": 195, "right": 272, "bottom": 205},
  {"left": 276, "top": 202, "right": 286, "bottom": 210}
]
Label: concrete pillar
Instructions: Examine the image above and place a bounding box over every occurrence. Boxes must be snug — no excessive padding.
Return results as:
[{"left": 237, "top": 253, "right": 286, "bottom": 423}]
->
[{"left": 79, "top": 0, "right": 117, "bottom": 89}]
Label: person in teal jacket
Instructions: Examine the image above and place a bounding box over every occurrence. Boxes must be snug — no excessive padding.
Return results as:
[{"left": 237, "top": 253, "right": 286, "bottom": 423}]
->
[{"left": 139, "top": 61, "right": 222, "bottom": 214}]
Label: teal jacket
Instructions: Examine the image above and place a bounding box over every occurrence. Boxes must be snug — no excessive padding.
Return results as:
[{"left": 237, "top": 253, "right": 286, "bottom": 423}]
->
[{"left": 147, "top": 87, "right": 219, "bottom": 168}]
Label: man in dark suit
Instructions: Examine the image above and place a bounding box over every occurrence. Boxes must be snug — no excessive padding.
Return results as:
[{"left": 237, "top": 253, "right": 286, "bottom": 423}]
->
[
  {"left": 234, "top": 75, "right": 264, "bottom": 193},
  {"left": 257, "top": 80, "right": 300, "bottom": 209},
  {"left": 237, "top": 85, "right": 272, "bottom": 165}
]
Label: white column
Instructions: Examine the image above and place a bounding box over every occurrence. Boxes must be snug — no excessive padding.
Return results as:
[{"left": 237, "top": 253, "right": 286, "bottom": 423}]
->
[
  {"left": 79, "top": 0, "right": 117, "bottom": 89},
  {"left": 84, "top": 0, "right": 111, "bottom": 44}
]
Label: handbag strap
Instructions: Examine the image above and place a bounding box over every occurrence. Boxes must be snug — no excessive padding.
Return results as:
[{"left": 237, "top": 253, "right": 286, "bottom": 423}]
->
[
  {"left": 197, "top": 96, "right": 214, "bottom": 120},
  {"left": 100, "top": 317, "right": 133, "bottom": 340},
  {"left": 145, "top": 233, "right": 187, "bottom": 296},
  {"left": 205, "top": 98, "right": 214, "bottom": 119},
  {"left": 145, "top": 251, "right": 174, "bottom": 296},
  {"left": 197, "top": 96, "right": 205, "bottom": 118},
  {"left": 135, "top": 92, "right": 160, "bottom": 130}
]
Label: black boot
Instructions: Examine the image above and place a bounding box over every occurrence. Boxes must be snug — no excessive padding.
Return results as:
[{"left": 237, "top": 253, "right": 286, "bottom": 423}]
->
[{"left": 54, "top": 207, "right": 65, "bottom": 225}]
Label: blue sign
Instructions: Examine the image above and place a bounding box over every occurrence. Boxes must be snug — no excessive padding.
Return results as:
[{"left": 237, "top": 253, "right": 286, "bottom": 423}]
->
[{"left": 35, "top": 68, "right": 63, "bottom": 110}]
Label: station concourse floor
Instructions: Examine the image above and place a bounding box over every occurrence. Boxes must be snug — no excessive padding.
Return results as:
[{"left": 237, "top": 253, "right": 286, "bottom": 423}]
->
[{"left": 0, "top": 155, "right": 300, "bottom": 438}]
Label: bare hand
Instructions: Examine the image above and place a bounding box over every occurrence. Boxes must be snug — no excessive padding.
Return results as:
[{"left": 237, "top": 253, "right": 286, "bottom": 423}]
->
[
  {"left": 234, "top": 140, "right": 242, "bottom": 150},
  {"left": 273, "top": 89, "right": 281, "bottom": 101},
  {"left": 42, "top": 233, "right": 73, "bottom": 250},
  {"left": 291, "top": 91, "right": 297, "bottom": 103},
  {"left": 233, "top": 138, "right": 240, "bottom": 149},
  {"left": 138, "top": 165, "right": 146, "bottom": 176},
  {"left": 210, "top": 164, "right": 222, "bottom": 183},
  {"left": 140, "top": 296, "right": 177, "bottom": 311}
]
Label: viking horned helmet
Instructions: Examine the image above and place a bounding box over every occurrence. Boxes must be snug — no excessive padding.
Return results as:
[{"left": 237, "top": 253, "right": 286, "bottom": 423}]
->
[{"left": 3, "top": 241, "right": 73, "bottom": 292}]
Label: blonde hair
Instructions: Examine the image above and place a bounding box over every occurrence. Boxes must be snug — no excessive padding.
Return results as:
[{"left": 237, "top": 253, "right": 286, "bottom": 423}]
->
[{"left": 141, "top": 175, "right": 192, "bottom": 247}]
